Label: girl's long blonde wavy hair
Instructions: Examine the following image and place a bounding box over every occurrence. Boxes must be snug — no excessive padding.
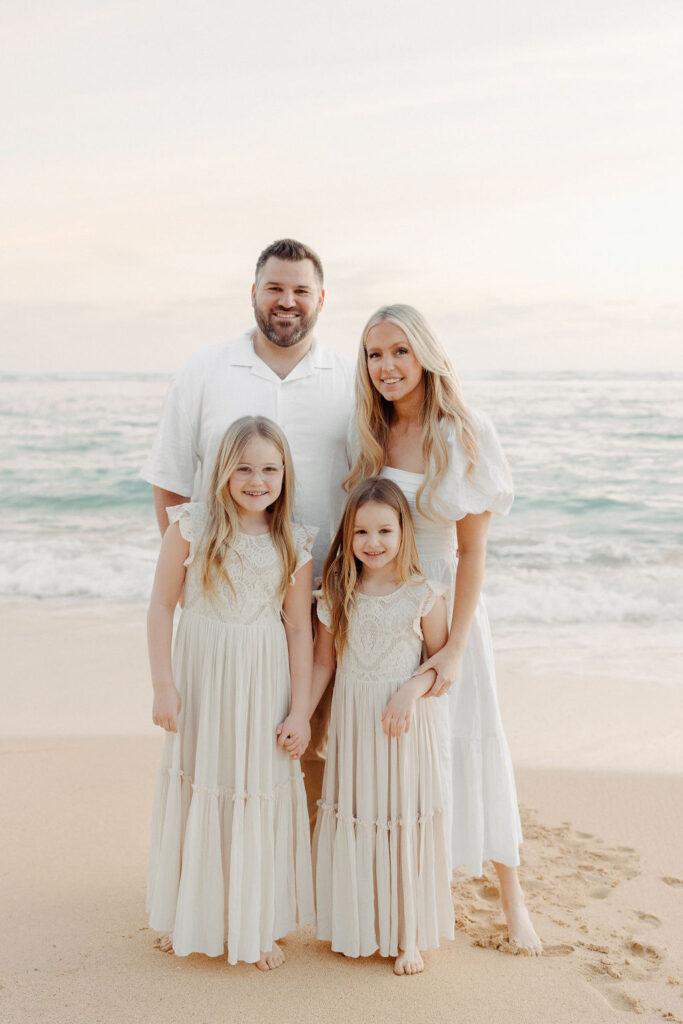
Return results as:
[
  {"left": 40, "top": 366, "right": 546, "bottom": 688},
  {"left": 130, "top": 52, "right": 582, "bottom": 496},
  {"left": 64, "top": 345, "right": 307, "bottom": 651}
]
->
[
  {"left": 344, "top": 304, "right": 479, "bottom": 523},
  {"left": 201, "top": 416, "right": 297, "bottom": 608},
  {"left": 322, "top": 477, "right": 422, "bottom": 661}
]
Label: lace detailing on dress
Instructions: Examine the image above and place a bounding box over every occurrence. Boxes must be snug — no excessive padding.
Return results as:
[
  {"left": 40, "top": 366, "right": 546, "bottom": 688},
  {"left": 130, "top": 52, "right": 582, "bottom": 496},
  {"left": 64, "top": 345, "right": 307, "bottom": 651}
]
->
[
  {"left": 313, "top": 575, "right": 454, "bottom": 958},
  {"left": 173, "top": 505, "right": 316, "bottom": 624},
  {"left": 147, "top": 505, "right": 316, "bottom": 962},
  {"left": 316, "top": 580, "right": 438, "bottom": 685}
]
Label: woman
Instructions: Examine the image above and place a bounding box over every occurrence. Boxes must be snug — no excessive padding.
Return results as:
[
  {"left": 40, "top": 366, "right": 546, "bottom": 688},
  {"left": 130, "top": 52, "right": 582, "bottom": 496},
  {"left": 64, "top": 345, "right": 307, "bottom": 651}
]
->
[{"left": 346, "top": 304, "right": 541, "bottom": 955}]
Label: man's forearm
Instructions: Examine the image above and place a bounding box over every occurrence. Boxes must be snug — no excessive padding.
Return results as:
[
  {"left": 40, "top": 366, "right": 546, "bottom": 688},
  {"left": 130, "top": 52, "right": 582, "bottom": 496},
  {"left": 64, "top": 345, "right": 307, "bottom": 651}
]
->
[{"left": 153, "top": 486, "right": 191, "bottom": 536}]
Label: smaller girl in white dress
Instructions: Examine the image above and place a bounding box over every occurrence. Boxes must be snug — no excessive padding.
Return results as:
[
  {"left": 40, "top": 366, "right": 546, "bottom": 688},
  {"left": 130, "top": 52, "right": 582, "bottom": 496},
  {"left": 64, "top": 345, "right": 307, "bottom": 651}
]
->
[
  {"left": 146, "top": 416, "right": 315, "bottom": 971},
  {"left": 309, "top": 476, "right": 454, "bottom": 976}
]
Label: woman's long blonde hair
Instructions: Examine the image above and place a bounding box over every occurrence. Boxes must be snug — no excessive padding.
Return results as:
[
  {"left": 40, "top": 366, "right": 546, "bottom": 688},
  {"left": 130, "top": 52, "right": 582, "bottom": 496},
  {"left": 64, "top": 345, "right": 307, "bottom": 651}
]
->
[
  {"left": 322, "top": 477, "right": 422, "bottom": 661},
  {"left": 345, "top": 304, "right": 479, "bottom": 523},
  {"left": 201, "top": 416, "right": 297, "bottom": 607}
]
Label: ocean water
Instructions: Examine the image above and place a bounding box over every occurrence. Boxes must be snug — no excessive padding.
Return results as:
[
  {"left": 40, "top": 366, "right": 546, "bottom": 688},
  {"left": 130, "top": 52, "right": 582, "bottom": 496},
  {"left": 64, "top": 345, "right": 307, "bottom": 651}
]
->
[{"left": 1, "top": 371, "right": 682, "bottom": 627}]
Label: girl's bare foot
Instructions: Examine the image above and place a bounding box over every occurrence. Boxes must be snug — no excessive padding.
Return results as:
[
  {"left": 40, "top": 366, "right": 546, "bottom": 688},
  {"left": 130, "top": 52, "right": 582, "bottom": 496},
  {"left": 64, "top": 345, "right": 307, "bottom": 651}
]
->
[
  {"left": 394, "top": 948, "right": 424, "bottom": 975},
  {"left": 255, "top": 942, "right": 285, "bottom": 971},
  {"left": 153, "top": 933, "right": 174, "bottom": 953},
  {"left": 493, "top": 862, "right": 543, "bottom": 956}
]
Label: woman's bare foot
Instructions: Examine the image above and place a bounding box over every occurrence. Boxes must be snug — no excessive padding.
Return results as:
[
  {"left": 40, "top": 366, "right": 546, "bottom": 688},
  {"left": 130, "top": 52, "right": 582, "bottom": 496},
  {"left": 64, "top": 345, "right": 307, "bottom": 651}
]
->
[
  {"left": 504, "top": 900, "right": 543, "bottom": 956},
  {"left": 394, "top": 948, "right": 424, "bottom": 975},
  {"left": 255, "top": 942, "right": 285, "bottom": 971},
  {"left": 153, "top": 933, "right": 174, "bottom": 954},
  {"left": 493, "top": 862, "right": 543, "bottom": 956}
]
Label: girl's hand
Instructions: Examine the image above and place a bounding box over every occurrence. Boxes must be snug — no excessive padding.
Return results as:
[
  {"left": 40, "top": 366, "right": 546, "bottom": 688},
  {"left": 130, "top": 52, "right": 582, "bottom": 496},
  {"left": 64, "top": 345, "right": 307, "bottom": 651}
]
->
[
  {"left": 382, "top": 683, "right": 418, "bottom": 738},
  {"left": 152, "top": 684, "right": 182, "bottom": 733},
  {"left": 412, "top": 647, "right": 462, "bottom": 698},
  {"left": 276, "top": 712, "right": 311, "bottom": 760}
]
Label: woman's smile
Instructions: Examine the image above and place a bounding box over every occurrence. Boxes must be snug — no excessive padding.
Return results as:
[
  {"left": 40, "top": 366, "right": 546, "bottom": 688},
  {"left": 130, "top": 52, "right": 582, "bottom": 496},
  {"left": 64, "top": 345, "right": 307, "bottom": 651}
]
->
[{"left": 365, "top": 322, "right": 424, "bottom": 403}]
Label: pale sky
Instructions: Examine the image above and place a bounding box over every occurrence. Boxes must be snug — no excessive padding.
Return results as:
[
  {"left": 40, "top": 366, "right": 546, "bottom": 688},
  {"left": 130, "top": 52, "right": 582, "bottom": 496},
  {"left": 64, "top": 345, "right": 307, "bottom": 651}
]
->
[{"left": 2, "top": 1, "right": 682, "bottom": 373}]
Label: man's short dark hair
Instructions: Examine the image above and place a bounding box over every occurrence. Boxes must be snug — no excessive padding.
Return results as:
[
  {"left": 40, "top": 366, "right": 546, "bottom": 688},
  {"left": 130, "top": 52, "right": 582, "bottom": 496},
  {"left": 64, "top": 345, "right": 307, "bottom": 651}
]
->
[{"left": 255, "top": 238, "right": 324, "bottom": 289}]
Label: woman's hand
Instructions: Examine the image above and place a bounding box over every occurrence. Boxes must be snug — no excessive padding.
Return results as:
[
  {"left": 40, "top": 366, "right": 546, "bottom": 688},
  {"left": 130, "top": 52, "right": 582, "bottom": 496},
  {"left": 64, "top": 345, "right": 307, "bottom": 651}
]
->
[
  {"left": 152, "top": 683, "right": 182, "bottom": 733},
  {"left": 412, "top": 647, "right": 462, "bottom": 698},
  {"left": 382, "top": 681, "right": 419, "bottom": 738},
  {"left": 276, "top": 711, "right": 311, "bottom": 760}
]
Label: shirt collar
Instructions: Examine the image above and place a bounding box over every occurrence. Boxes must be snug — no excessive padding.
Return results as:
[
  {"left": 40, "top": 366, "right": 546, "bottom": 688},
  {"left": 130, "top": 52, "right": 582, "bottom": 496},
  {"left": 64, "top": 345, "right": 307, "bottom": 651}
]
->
[{"left": 225, "top": 329, "right": 334, "bottom": 375}]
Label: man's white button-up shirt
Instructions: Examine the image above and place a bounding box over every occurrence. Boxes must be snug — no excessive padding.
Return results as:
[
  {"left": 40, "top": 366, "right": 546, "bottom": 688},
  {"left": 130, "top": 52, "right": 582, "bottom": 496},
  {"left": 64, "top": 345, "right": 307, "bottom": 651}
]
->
[{"left": 141, "top": 331, "right": 355, "bottom": 576}]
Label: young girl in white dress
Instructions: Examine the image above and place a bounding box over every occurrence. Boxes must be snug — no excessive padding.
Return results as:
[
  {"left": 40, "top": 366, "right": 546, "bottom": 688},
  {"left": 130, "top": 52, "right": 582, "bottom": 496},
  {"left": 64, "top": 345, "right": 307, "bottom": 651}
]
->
[
  {"left": 346, "top": 304, "right": 542, "bottom": 955},
  {"left": 146, "top": 415, "right": 315, "bottom": 971},
  {"left": 309, "top": 476, "right": 454, "bottom": 976}
]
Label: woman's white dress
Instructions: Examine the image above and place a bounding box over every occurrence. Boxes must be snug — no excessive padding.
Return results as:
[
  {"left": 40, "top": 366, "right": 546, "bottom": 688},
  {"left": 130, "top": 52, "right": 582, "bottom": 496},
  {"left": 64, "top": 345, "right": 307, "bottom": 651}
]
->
[
  {"left": 377, "top": 411, "right": 523, "bottom": 877},
  {"left": 313, "top": 580, "right": 455, "bottom": 958},
  {"left": 146, "top": 503, "right": 315, "bottom": 963}
]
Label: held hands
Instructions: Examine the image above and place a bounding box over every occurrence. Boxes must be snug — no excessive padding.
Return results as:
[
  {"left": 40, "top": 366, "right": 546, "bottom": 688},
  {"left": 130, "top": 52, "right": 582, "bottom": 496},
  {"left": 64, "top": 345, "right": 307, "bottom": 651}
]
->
[
  {"left": 412, "top": 647, "right": 462, "bottom": 698},
  {"left": 382, "top": 681, "right": 419, "bottom": 738},
  {"left": 276, "top": 711, "right": 311, "bottom": 760},
  {"left": 152, "top": 684, "right": 182, "bottom": 733}
]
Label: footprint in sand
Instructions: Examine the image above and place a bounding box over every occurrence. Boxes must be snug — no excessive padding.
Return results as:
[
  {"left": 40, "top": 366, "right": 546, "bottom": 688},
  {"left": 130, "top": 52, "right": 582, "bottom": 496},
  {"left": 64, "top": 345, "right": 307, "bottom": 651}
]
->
[
  {"left": 631, "top": 910, "right": 662, "bottom": 928},
  {"left": 577, "top": 941, "right": 610, "bottom": 954},
  {"left": 583, "top": 960, "right": 621, "bottom": 979},
  {"left": 588, "top": 976, "right": 644, "bottom": 1015},
  {"left": 475, "top": 882, "right": 500, "bottom": 903},
  {"left": 662, "top": 877, "right": 683, "bottom": 888},
  {"left": 589, "top": 885, "right": 612, "bottom": 899},
  {"left": 625, "top": 939, "right": 664, "bottom": 963},
  {"left": 542, "top": 943, "right": 575, "bottom": 956}
]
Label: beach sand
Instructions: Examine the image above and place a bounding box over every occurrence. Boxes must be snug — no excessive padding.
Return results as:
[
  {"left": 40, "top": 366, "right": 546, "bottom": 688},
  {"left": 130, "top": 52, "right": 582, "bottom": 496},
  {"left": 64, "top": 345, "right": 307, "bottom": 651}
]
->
[{"left": 2, "top": 601, "right": 683, "bottom": 1024}]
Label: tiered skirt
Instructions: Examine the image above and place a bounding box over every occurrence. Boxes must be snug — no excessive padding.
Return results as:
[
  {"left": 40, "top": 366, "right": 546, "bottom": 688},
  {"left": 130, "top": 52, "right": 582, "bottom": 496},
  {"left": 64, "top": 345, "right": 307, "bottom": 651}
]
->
[
  {"left": 147, "top": 610, "right": 314, "bottom": 963},
  {"left": 313, "top": 672, "right": 454, "bottom": 957}
]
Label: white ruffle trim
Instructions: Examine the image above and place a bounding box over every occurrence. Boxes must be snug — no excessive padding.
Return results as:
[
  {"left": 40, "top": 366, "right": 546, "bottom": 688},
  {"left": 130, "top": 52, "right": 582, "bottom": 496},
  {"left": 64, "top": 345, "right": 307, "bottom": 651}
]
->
[
  {"left": 147, "top": 764, "right": 314, "bottom": 963},
  {"left": 314, "top": 803, "right": 454, "bottom": 958}
]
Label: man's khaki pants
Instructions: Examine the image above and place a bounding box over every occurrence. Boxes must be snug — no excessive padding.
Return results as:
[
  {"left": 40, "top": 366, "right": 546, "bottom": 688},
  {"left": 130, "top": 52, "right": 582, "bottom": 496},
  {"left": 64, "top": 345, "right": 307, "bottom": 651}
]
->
[
  {"left": 301, "top": 602, "right": 333, "bottom": 834},
  {"left": 301, "top": 683, "right": 332, "bottom": 835}
]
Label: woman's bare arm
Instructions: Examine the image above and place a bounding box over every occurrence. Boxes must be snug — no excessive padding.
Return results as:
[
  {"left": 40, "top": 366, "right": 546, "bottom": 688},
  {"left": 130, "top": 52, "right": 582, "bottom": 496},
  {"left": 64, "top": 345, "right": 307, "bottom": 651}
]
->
[{"left": 413, "top": 511, "right": 491, "bottom": 697}]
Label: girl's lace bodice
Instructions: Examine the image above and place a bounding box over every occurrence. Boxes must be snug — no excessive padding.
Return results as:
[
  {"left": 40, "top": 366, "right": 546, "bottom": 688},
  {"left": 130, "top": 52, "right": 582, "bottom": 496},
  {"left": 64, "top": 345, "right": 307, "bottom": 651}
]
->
[
  {"left": 316, "top": 579, "right": 446, "bottom": 689},
  {"left": 168, "top": 503, "right": 316, "bottom": 625}
]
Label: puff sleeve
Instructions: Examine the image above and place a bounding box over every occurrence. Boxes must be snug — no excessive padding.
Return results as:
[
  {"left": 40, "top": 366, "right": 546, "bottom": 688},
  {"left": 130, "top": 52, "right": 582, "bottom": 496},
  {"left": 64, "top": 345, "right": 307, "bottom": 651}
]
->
[{"left": 438, "top": 411, "right": 514, "bottom": 520}]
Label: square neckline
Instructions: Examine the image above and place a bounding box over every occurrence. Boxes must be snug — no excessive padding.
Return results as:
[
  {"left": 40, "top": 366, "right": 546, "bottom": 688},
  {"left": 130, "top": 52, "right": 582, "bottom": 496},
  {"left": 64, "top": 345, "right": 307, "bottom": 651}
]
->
[{"left": 383, "top": 465, "right": 425, "bottom": 481}]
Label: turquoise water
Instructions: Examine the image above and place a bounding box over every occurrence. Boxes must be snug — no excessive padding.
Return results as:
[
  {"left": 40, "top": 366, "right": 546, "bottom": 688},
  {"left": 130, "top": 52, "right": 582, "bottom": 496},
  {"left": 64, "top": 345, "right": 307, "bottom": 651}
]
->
[{"left": 1, "top": 372, "right": 682, "bottom": 624}]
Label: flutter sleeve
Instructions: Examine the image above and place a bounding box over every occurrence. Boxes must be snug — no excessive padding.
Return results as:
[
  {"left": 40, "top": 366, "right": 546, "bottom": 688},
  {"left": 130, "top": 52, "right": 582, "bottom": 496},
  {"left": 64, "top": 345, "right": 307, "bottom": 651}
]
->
[
  {"left": 439, "top": 410, "right": 514, "bottom": 520},
  {"left": 412, "top": 579, "right": 449, "bottom": 640},
  {"left": 166, "top": 502, "right": 207, "bottom": 566},
  {"left": 313, "top": 589, "right": 333, "bottom": 631},
  {"left": 292, "top": 524, "right": 319, "bottom": 577}
]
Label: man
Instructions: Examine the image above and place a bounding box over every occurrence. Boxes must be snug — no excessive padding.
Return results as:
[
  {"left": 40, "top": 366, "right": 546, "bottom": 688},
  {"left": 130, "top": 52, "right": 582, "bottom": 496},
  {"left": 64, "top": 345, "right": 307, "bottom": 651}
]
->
[{"left": 141, "top": 238, "right": 354, "bottom": 819}]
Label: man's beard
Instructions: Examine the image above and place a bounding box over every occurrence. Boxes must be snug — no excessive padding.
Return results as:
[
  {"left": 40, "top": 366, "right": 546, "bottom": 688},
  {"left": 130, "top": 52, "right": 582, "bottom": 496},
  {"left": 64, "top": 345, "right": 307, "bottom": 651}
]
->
[{"left": 253, "top": 304, "right": 319, "bottom": 348}]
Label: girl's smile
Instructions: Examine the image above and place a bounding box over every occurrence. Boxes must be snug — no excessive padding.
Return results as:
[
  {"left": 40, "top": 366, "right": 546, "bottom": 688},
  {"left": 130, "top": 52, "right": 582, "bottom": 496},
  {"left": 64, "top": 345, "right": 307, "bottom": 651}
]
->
[
  {"left": 352, "top": 501, "right": 402, "bottom": 574},
  {"left": 228, "top": 436, "right": 284, "bottom": 519}
]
